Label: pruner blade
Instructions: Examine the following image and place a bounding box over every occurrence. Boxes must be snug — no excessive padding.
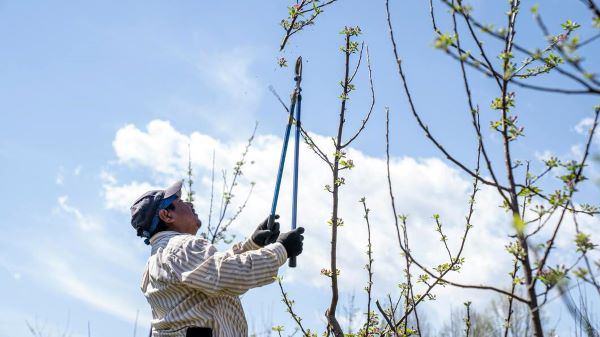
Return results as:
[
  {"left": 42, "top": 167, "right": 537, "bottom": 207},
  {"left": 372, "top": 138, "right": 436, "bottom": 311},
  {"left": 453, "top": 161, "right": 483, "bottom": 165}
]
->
[{"left": 294, "top": 56, "right": 302, "bottom": 87}]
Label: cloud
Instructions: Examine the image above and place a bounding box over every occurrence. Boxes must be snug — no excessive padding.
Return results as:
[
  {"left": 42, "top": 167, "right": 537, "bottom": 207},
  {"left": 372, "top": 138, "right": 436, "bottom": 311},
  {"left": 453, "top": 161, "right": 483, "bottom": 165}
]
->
[
  {"left": 164, "top": 47, "right": 264, "bottom": 137},
  {"left": 57, "top": 195, "right": 101, "bottom": 231},
  {"left": 105, "top": 120, "right": 521, "bottom": 296},
  {"left": 11, "top": 196, "right": 153, "bottom": 324},
  {"left": 103, "top": 119, "right": 600, "bottom": 331},
  {"left": 574, "top": 117, "right": 599, "bottom": 146},
  {"left": 102, "top": 178, "right": 157, "bottom": 212}
]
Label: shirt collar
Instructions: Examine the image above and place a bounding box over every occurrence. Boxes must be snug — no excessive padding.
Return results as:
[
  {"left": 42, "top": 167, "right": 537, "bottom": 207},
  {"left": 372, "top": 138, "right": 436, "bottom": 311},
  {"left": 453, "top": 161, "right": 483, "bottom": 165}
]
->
[{"left": 149, "top": 230, "right": 180, "bottom": 247}]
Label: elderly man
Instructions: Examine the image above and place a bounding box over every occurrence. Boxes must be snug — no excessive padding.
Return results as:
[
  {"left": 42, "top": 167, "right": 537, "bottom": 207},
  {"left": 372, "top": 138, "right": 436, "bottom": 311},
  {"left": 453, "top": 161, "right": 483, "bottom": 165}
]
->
[{"left": 130, "top": 180, "right": 305, "bottom": 337}]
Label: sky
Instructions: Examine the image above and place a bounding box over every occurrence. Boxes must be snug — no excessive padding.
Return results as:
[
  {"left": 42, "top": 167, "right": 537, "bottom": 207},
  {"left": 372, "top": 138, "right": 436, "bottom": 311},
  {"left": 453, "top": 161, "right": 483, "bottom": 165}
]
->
[{"left": 0, "top": 0, "right": 599, "bottom": 336}]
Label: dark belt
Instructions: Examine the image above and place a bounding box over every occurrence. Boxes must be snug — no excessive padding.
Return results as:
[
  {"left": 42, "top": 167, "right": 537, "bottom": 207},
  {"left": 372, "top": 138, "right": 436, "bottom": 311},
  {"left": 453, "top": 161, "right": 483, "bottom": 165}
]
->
[{"left": 186, "top": 327, "right": 212, "bottom": 337}]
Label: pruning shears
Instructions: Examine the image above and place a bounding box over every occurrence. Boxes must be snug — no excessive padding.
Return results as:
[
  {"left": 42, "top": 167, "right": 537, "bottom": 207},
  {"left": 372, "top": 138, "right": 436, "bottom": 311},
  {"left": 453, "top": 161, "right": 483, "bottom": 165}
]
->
[{"left": 270, "top": 56, "right": 303, "bottom": 268}]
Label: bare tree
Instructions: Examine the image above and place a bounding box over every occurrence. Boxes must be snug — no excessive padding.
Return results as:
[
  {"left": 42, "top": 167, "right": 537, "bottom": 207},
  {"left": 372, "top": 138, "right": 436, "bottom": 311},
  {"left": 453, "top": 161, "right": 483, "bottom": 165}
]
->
[{"left": 270, "top": 1, "right": 600, "bottom": 336}]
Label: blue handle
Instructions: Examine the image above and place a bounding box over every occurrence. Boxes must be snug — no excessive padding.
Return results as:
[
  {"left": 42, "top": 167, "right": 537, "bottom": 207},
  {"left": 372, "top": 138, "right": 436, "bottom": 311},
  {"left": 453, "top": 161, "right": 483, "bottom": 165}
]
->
[
  {"left": 270, "top": 101, "right": 296, "bottom": 217},
  {"left": 289, "top": 93, "right": 301, "bottom": 268}
]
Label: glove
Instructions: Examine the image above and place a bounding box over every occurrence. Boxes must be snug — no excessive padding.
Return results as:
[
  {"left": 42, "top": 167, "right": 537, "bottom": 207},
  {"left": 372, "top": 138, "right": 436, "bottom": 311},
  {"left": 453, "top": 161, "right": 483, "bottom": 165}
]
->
[
  {"left": 251, "top": 214, "right": 280, "bottom": 247},
  {"left": 277, "top": 227, "right": 304, "bottom": 258}
]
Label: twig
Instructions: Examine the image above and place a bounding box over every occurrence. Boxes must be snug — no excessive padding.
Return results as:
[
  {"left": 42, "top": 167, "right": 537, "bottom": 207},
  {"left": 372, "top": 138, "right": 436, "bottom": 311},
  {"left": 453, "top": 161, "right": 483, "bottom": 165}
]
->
[
  {"left": 386, "top": 0, "right": 511, "bottom": 193},
  {"left": 210, "top": 123, "right": 258, "bottom": 244},
  {"left": 504, "top": 260, "right": 520, "bottom": 337},
  {"left": 268, "top": 85, "right": 291, "bottom": 113},
  {"left": 464, "top": 301, "right": 472, "bottom": 337},
  {"left": 451, "top": 2, "right": 509, "bottom": 205},
  {"left": 214, "top": 182, "right": 255, "bottom": 242},
  {"left": 578, "top": 32, "right": 600, "bottom": 48},
  {"left": 360, "top": 197, "right": 374, "bottom": 336},
  {"left": 439, "top": 0, "right": 600, "bottom": 94},
  {"left": 277, "top": 278, "right": 313, "bottom": 336},
  {"left": 376, "top": 301, "right": 401, "bottom": 337},
  {"left": 348, "top": 42, "right": 364, "bottom": 84},
  {"left": 535, "top": 109, "right": 599, "bottom": 282},
  {"left": 402, "top": 221, "right": 421, "bottom": 335},
  {"left": 280, "top": 0, "right": 308, "bottom": 51},
  {"left": 532, "top": 9, "right": 600, "bottom": 87},
  {"left": 578, "top": 0, "right": 600, "bottom": 21},
  {"left": 342, "top": 46, "right": 376, "bottom": 148},
  {"left": 300, "top": 126, "right": 333, "bottom": 168},
  {"left": 299, "top": 0, "right": 339, "bottom": 14}
]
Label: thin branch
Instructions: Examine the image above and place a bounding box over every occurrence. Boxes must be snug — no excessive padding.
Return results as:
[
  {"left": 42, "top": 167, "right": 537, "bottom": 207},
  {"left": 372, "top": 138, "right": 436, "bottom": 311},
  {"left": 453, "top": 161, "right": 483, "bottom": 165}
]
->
[
  {"left": 455, "top": 0, "right": 503, "bottom": 90},
  {"left": 342, "top": 46, "right": 376, "bottom": 148},
  {"left": 268, "top": 85, "right": 291, "bottom": 113},
  {"left": 535, "top": 109, "right": 599, "bottom": 282},
  {"left": 578, "top": 0, "right": 600, "bottom": 20},
  {"left": 386, "top": 0, "right": 511, "bottom": 193},
  {"left": 504, "top": 260, "right": 520, "bottom": 337},
  {"left": 300, "top": 126, "right": 333, "bottom": 168},
  {"left": 280, "top": 0, "right": 308, "bottom": 51},
  {"left": 277, "top": 278, "right": 313, "bottom": 336},
  {"left": 451, "top": 3, "right": 509, "bottom": 204},
  {"left": 376, "top": 301, "right": 401, "bottom": 337},
  {"left": 210, "top": 123, "right": 258, "bottom": 244},
  {"left": 440, "top": 0, "right": 600, "bottom": 93},
  {"left": 280, "top": 0, "right": 340, "bottom": 52},
  {"left": 299, "top": 0, "right": 340, "bottom": 14},
  {"left": 575, "top": 204, "right": 600, "bottom": 296},
  {"left": 348, "top": 42, "right": 364, "bottom": 84},
  {"left": 464, "top": 302, "right": 472, "bottom": 337},
  {"left": 214, "top": 182, "right": 255, "bottom": 240},
  {"left": 402, "top": 221, "right": 422, "bottom": 335},
  {"left": 533, "top": 9, "right": 600, "bottom": 87},
  {"left": 360, "top": 197, "right": 374, "bottom": 337},
  {"left": 578, "top": 32, "right": 600, "bottom": 48}
]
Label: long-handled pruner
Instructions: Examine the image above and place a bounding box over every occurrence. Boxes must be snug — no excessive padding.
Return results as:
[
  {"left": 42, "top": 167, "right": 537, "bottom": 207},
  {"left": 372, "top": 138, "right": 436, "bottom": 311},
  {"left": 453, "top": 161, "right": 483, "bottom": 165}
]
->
[{"left": 270, "top": 56, "right": 303, "bottom": 268}]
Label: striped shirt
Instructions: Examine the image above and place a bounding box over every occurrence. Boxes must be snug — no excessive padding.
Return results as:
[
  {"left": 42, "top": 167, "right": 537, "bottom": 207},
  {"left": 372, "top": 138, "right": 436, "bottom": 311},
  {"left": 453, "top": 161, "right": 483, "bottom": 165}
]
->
[{"left": 141, "top": 231, "right": 288, "bottom": 337}]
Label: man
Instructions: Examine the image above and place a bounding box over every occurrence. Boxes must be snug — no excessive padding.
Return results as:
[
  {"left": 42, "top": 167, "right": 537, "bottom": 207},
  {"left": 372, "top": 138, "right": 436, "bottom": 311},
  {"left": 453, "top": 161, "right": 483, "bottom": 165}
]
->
[{"left": 130, "top": 180, "right": 305, "bottom": 337}]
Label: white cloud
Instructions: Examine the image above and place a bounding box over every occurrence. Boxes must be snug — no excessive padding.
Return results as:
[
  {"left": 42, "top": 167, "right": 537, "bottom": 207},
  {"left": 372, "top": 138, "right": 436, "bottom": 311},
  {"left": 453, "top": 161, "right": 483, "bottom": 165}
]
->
[
  {"left": 102, "top": 179, "right": 157, "bottom": 212},
  {"left": 575, "top": 117, "right": 600, "bottom": 146},
  {"left": 163, "top": 47, "right": 264, "bottom": 137},
  {"left": 57, "top": 196, "right": 101, "bottom": 231},
  {"left": 12, "top": 196, "right": 153, "bottom": 324},
  {"left": 105, "top": 120, "right": 518, "bottom": 294},
  {"left": 34, "top": 254, "right": 142, "bottom": 324},
  {"left": 104, "top": 119, "right": 600, "bottom": 331}
]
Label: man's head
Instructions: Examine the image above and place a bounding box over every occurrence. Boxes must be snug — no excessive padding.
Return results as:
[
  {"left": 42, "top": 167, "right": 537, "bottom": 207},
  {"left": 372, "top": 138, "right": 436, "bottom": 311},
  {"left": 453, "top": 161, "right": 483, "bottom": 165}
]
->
[{"left": 130, "top": 180, "right": 202, "bottom": 243}]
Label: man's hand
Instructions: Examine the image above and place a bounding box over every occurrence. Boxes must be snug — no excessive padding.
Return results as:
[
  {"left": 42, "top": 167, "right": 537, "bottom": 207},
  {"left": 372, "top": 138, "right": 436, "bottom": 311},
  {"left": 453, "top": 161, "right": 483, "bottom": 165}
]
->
[
  {"left": 277, "top": 227, "right": 304, "bottom": 258},
  {"left": 251, "top": 214, "right": 280, "bottom": 247}
]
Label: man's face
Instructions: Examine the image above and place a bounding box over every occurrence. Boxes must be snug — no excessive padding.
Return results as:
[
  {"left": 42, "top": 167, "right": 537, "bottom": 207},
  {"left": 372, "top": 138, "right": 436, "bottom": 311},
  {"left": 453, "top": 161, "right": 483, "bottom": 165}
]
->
[{"left": 161, "top": 198, "right": 202, "bottom": 235}]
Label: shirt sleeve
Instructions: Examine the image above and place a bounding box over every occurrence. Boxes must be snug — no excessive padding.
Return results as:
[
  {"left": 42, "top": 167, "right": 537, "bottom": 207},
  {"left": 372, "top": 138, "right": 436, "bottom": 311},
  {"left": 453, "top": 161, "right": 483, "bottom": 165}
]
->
[
  {"left": 231, "top": 238, "right": 261, "bottom": 253},
  {"left": 169, "top": 237, "right": 287, "bottom": 297}
]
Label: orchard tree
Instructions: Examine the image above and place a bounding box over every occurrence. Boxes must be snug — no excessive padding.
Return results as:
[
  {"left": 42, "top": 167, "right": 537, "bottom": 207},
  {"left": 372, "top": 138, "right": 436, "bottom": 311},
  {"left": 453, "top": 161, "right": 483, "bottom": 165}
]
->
[{"left": 268, "top": 1, "right": 600, "bottom": 337}]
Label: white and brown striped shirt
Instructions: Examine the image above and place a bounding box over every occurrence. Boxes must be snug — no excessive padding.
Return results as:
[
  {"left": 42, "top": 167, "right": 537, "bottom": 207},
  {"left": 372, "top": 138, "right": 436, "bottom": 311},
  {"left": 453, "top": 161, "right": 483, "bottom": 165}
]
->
[{"left": 141, "top": 231, "right": 288, "bottom": 337}]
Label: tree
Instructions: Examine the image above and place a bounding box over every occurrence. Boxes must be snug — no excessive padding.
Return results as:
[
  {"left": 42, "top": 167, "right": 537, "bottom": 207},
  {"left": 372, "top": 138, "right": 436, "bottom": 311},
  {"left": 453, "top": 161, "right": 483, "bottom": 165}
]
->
[{"left": 270, "top": 1, "right": 600, "bottom": 336}]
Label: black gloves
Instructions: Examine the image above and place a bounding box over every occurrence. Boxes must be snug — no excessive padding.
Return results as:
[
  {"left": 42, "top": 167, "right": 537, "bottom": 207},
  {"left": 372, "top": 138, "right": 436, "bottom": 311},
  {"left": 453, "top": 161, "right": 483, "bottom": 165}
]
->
[
  {"left": 251, "top": 214, "right": 280, "bottom": 247},
  {"left": 277, "top": 227, "right": 305, "bottom": 258},
  {"left": 252, "top": 215, "right": 305, "bottom": 258}
]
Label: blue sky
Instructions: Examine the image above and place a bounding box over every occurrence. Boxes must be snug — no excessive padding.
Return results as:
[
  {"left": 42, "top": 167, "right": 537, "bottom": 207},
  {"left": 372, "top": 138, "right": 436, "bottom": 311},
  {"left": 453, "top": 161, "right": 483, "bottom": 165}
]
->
[{"left": 1, "top": 1, "right": 599, "bottom": 336}]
